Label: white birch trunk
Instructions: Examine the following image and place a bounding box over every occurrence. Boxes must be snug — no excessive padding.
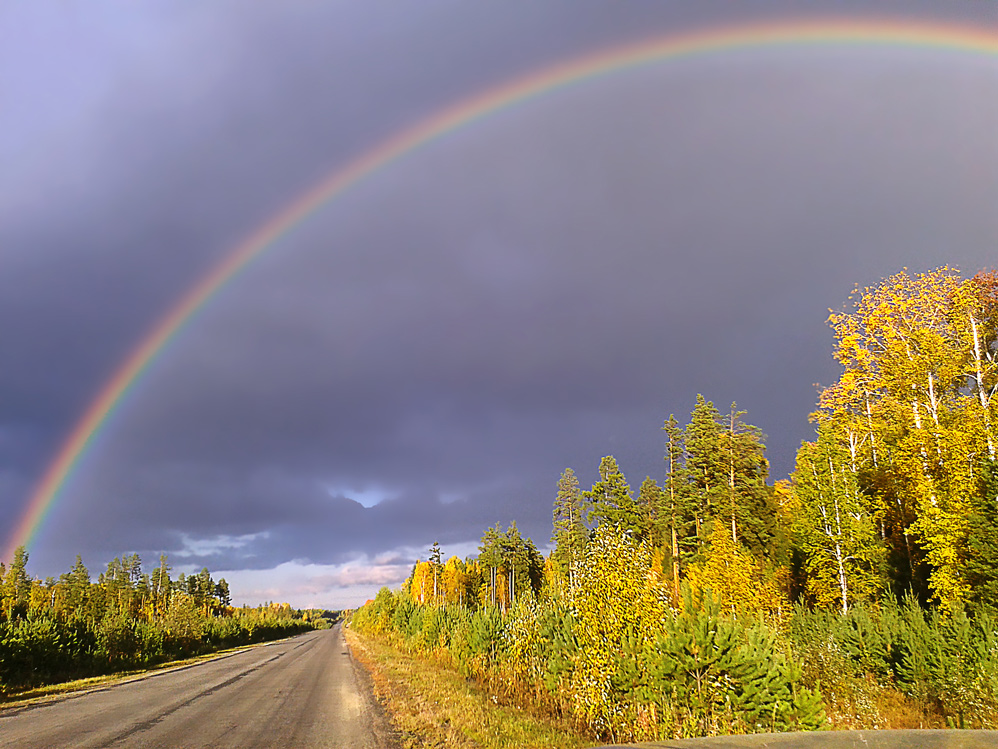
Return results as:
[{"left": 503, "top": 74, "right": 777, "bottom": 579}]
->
[{"left": 970, "top": 315, "right": 996, "bottom": 458}]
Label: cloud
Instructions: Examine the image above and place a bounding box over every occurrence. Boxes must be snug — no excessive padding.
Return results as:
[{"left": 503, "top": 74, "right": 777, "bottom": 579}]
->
[
  {"left": 213, "top": 556, "right": 416, "bottom": 609},
  {"left": 306, "top": 566, "right": 412, "bottom": 590},
  {"left": 326, "top": 486, "right": 397, "bottom": 509},
  {"left": 173, "top": 532, "right": 270, "bottom": 559},
  {"left": 5, "top": 2, "right": 998, "bottom": 606}
]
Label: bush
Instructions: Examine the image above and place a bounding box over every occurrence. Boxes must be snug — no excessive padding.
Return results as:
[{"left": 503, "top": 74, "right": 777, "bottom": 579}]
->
[
  {"left": 787, "top": 596, "right": 998, "bottom": 729},
  {"left": 0, "top": 615, "right": 65, "bottom": 691},
  {"left": 643, "top": 590, "right": 825, "bottom": 739},
  {"left": 97, "top": 613, "right": 142, "bottom": 667}
]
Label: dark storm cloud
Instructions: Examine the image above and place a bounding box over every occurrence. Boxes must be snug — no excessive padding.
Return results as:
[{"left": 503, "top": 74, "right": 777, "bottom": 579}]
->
[
  {"left": 3, "top": 0, "right": 705, "bottom": 502},
  {"left": 50, "top": 463, "right": 533, "bottom": 573},
  {"left": 43, "top": 46, "right": 998, "bottom": 579},
  {"left": 4, "top": 2, "right": 998, "bottom": 603}
]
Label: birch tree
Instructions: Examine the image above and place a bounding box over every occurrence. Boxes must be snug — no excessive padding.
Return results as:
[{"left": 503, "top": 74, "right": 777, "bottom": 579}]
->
[
  {"left": 818, "top": 267, "right": 996, "bottom": 605},
  {"left": 957, "top": 270, "right": 998, "bottom": 459},
  {"left": 792, "top": 429, "right": 885, "bottom": 613}
]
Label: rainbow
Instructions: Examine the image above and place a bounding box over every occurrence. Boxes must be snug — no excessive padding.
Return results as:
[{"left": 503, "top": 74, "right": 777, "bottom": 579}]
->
[{"left": 6, "top": 18, "right": 998, "bottom": 560}]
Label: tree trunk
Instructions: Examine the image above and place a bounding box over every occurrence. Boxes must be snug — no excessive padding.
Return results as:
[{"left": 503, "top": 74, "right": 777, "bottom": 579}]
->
[{"left": 970, "top": 315, "right": 996, "bottom": 458}]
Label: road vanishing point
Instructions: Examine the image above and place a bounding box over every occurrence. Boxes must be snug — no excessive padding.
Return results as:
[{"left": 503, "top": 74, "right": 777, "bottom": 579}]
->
[{"left": 0, "top": 623, "right": 396, "bottom": 748}]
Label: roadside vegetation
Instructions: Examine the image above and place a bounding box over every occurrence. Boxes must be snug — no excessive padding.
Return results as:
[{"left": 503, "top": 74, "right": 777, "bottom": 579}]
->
[
  {"left": 353, "top": 266, "right": 998, "bottom": 743},
  {"left": 346, "top": 624, "right": 590, "bottom": 749},
  {"left": 0, "top": 550, "right": 330, "bottom": 696}
]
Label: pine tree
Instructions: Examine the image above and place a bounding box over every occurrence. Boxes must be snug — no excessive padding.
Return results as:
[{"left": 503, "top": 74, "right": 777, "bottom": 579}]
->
[
  {"left": 552, "top": 467, "right": 588, "bottom": 589},
  {"left": 684, "top": 397, "right": 777, "bottom": 561},
  {"left": 473, "top": 522, "right": 545, "bottom": 608},
  {"left": 479, "top": 525, "right": 503, "bottom": 609},
  {"left": 721, "top": 402, "right": 777, "bottom": 561},
  {"left": 523, "top": 536, "right": 546, "bottom": 597},
  {"left": 685, "top": 396, "right": 727, "bottom": 549},
  {"left": 636, "top": 476, "right": 661, "bottom": 545},
  {"left": 150, "top": 554, "right": 171, "bottom": 617},
  {"left": 429, "top": 541, "right": 442, "bottom": 605},
  {"left": 2, "top": 546, "right": 31, "bottom": 619},
  {"left": 663, "top": 414, "right": 694, "bottom": 598},
  {"left": 215, "top": 578, "right": 232, "bottom": 608},
  {"left": 585, "top": 456, "right": 640, "bottom": 536},
  {"left": 66, "top": 554, "right": 91, "bottom": 616},
  {"left": 195, "top": 567, "right": 214, "bottom": 615},
  {"left": 501, "top": 523, "right": 525, "bottom": 605}
]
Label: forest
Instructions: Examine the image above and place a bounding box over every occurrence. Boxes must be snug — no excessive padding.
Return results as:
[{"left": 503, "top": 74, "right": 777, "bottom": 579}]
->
[
  {"left": 352, "top": 267, "right": 998, "bottom": 742},
  {"left": 0, "top": 548, "right": 329, "bottom": 695}
]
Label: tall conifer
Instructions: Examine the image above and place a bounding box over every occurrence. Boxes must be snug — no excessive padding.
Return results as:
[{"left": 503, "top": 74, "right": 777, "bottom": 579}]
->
[
  {"left": 585, "top": 456, "right": 640, "bottom": 536},
  {"left": 552, "top": 467, "right": 587, "bottom": 589}
]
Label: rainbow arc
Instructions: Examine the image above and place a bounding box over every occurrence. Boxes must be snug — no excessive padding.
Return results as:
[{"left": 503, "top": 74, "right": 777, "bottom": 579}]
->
[{"left": 6, "top": 18, "right": 998, "bottom": 560}]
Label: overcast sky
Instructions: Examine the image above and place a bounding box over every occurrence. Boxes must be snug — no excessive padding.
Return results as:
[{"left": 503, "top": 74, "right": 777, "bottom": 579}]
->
[{"left": 2, "top": 1, "right": 997, "bottom": 608}]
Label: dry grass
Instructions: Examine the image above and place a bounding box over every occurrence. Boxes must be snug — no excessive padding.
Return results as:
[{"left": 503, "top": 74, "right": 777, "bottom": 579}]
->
[
  {"left": 344, "top": 626, "right": 592, "bottom": 749},
  {"left": 810, "top": 674, "right": 947, "bottom": 732}
]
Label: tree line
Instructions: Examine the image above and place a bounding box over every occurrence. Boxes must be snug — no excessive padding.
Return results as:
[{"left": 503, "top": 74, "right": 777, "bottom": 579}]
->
[
  {"left": 0, "top": 547, "right": 329, "bottom": 695},
  {"left": 352, "top": 266, "right": 998, "bottom": 741}
]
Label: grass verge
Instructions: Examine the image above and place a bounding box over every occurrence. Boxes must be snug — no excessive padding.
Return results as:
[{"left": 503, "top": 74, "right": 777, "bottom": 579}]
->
[{"left": 344, "top": 625, "right": 592, "bottom": 749}]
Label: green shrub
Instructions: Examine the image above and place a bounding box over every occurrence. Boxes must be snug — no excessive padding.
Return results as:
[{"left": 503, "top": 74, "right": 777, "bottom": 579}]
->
[{"left": 646, "top": 591, "right": 825, "bottom": 738}]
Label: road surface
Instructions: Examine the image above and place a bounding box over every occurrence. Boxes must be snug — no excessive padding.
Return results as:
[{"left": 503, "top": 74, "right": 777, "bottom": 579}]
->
[{"left": 0, "top": 623, "right": 396, "bottom": 748}]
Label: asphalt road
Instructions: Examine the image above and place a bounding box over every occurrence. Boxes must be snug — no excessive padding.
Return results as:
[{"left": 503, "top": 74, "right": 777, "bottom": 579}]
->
[{"left": 0, "top": 623, "right": 396, "bottom": 748}]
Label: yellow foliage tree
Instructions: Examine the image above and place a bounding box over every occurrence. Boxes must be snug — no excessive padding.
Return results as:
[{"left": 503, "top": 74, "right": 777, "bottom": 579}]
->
[
  {"left": 408, "top": 560, "right": 433, "bottom": 605},
  {"left": 685, "top": 524, "right": 784, "bottom": 618},
  {"left": 441, "top": 556, "right": 472, "bottom": 606},
  {"left": 792, "top": 429, "right": 886, "bottom": 613},
  {"left": 570, "top": 524, "right": 670, "bottom": 735},
  {"left": 818, "top": 267, "right": 997, "bottom": 606}
]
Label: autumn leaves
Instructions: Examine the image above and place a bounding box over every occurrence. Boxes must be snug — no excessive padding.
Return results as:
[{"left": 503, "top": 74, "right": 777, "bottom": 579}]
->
[{"left": 804, "top": 267, "right": 998, "bottom": 610}]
